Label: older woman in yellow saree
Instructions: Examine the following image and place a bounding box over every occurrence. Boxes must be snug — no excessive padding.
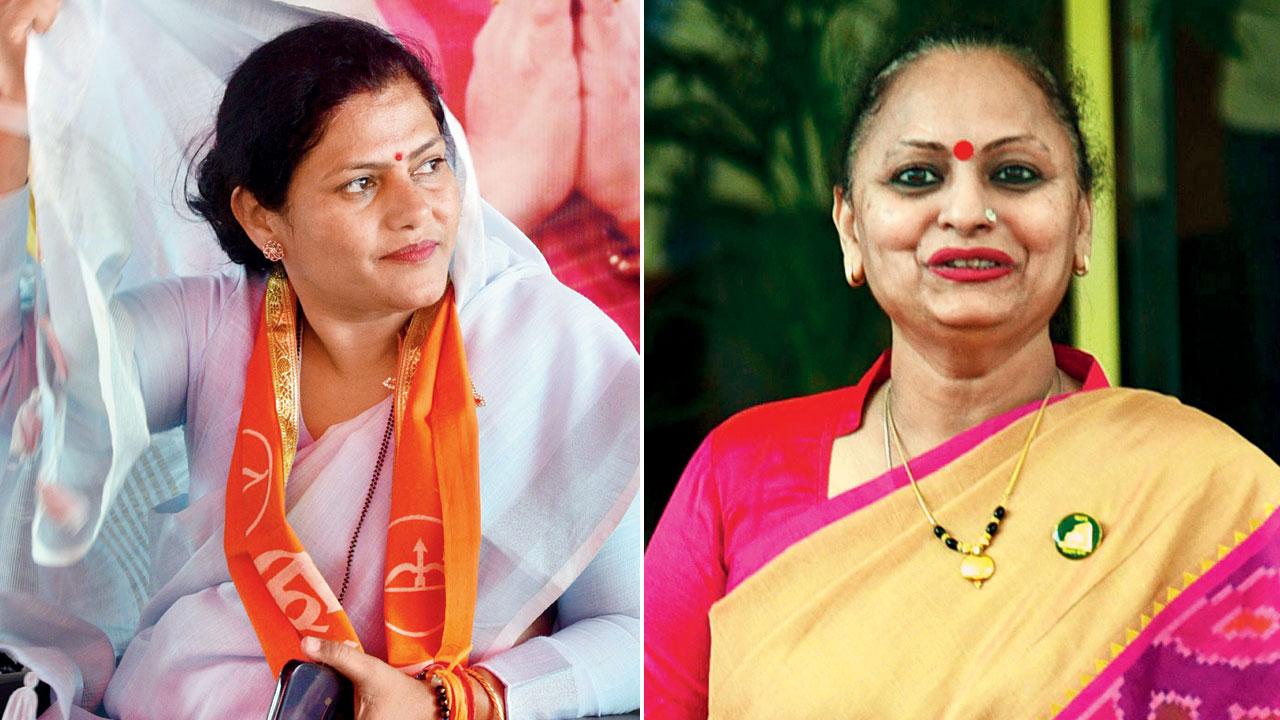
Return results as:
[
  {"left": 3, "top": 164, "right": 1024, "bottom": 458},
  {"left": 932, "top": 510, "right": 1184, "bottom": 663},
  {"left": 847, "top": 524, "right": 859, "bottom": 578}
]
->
[{"left": 644, "top": 30, "right": 1280, "bottom": 720}]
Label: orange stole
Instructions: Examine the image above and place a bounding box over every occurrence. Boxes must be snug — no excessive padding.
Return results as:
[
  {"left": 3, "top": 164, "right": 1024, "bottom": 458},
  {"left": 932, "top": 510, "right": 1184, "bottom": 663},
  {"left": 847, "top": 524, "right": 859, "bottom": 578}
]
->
[{"left": 223, "top": 270, "right": 480, "bottom": 676}]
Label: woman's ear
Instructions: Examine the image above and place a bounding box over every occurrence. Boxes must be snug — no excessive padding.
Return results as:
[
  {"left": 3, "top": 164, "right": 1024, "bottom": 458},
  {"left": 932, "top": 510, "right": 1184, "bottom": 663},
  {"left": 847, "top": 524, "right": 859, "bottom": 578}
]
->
[
  {"left": 230, "top": 186, "right": 286, "bottom": 255},
  {"left": 1073, "top": 190, "right": 1094, "bottom": 265},
  {"left": 833, "top": 185, "right": 865, "bottom": 287}
]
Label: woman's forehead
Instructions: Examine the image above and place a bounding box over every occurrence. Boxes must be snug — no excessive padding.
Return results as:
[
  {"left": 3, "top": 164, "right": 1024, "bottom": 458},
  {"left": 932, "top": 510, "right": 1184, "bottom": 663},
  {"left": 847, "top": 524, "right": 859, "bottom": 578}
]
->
[
  {"left": 312, "top": 79, "right": 440, "bottom": 161},
  {"left": 863, "top": 49, "right": 1064, "bottom": 155}
]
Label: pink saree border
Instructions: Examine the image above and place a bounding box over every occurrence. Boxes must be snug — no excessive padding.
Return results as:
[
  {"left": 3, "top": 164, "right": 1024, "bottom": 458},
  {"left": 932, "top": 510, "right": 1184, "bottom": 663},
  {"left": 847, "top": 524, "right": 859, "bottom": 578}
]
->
[{"left": 1057, "top": 504, "right": 1280, "bottom": 719}]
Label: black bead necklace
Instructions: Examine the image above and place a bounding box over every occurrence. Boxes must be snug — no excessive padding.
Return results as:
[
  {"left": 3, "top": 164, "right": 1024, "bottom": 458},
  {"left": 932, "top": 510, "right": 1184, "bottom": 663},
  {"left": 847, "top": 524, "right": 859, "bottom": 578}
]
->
[
  {"left": 882, "top": 372, "right": 1059, "bottom": 588},
  {"left": 298, "top": 315, "right": 397, "bottom": 603},
  {"left": 339, "top": 406, "right": 394, "bottom": 603}
]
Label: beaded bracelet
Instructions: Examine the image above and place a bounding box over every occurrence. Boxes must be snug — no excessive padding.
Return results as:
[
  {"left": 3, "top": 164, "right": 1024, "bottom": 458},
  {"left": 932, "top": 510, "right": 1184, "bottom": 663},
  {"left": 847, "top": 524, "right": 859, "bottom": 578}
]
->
[
  {"left": 433, "top": 675, "right": 452, "bottom": 720},
  {"left": 415, "top": 662, "right": 470, "bottom": 720}
]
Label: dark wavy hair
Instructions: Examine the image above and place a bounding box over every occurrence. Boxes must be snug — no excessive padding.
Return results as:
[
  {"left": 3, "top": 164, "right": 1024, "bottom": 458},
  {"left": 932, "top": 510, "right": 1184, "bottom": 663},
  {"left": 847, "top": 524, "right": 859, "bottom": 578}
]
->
[
  {"left": 834, "top": 28, "right": 1098, "bottom": 198},
  {"left": 187, "top": 18, "right": 446, "bottom": 272}
]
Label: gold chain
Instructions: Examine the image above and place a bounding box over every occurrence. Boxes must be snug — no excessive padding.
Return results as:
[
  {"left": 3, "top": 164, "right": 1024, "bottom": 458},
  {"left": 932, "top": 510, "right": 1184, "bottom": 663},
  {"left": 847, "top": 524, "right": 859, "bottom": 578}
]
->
[{"left": 883, "top": 372, "right": 1059, "bottom": 586}]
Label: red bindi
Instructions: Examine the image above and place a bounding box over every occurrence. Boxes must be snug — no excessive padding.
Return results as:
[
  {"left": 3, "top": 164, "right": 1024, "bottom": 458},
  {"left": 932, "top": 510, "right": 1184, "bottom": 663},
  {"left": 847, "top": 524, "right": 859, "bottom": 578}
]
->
[
  {"left": 952, "top": 140, "right": 974, "bottom": 161},
  {"left": 394, "top": 152, "right": 403, "bottom": 161}
]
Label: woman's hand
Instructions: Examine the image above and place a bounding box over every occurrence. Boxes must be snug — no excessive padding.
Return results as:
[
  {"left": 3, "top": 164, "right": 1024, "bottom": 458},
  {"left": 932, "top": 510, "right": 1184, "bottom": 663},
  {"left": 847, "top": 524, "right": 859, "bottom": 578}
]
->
[
  {"left": 0, "top": 0, "right": 59, "bottom": 102},
  {"left": 465, "top": 0, "right": 580, "bottom": 232},
  {"left": 0, "top": 0, "right": 58, "bottom": 191},
  {"left": 303, "top": 638, "right": 439, "bottom": 720},
  {"left": 576, "top": 0, "right": 640, "bottom": 237},
  {"left": 303, "top": 638, "right": 505, "bottom": 720}
]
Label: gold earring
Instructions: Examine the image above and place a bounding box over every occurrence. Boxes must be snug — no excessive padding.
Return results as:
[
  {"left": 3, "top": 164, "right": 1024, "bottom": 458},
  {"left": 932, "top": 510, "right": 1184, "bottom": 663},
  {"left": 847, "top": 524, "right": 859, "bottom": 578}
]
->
[
  {"left": 849, "top": 270, "right": 866, "bottom": 288},
  {"left": 1073, "top": 255, "right": 1090, "bottom": 277},
  {"left": 262, "top": 240, "right": 284, "bottom": 263}
]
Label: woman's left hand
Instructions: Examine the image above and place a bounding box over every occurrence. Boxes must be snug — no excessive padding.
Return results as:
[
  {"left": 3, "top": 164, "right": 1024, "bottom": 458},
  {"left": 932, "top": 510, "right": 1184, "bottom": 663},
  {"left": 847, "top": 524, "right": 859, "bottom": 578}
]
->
[{"left": 302, "top": 638, "right": 439, "bottom": 720}]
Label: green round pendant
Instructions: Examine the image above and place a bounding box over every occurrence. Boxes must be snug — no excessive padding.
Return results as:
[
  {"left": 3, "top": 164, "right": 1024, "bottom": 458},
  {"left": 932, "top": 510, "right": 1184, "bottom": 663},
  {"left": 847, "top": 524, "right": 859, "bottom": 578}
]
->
[{"left": 1054, "top": 513, "right": 1103, "bottom": 559}]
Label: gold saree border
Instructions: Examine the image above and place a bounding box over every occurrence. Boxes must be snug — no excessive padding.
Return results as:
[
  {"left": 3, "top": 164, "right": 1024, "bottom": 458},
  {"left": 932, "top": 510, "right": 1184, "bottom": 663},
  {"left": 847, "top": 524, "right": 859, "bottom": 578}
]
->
[
  {"left": 27, "top": 186, "right": 38, "bottom": 259},
  {"left": 394, "top": 302, "right": 430, "bottom": 447},
  {"left": 264, "top": 268, "right": 299, "bottom": 482}
]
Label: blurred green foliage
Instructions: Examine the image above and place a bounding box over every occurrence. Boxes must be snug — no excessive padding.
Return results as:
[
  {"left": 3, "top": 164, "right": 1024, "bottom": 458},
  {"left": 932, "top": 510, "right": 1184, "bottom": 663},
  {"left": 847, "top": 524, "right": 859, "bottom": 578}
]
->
[{"left": 1165, "top": 0, "right": 1247, "bottom": 57}]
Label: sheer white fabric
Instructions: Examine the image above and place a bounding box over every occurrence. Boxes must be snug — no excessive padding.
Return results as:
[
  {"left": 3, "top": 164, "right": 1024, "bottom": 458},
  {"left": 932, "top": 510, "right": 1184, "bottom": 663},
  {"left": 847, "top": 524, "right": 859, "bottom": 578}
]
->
[{"left": 0, "top": 0, "right": 640, "bottom": 717}]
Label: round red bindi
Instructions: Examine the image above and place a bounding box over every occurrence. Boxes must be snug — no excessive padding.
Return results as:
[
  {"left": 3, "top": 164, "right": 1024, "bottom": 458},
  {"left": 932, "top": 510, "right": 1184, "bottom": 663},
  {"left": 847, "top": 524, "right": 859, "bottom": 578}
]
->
[
  {"left": 394, "top": 152, "right": 403, "bottom": 161},
  {"left": 952, "top": 140, "right": 974, "bottom": 161}
]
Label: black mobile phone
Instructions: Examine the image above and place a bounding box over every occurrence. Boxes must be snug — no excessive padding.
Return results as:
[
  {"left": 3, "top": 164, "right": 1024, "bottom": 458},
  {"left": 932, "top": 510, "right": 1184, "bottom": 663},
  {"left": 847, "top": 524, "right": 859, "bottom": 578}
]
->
[
  {"left": 264, "top": 659, "right": 355, "bottom": 720},
  {"left": 0, "top": 652, "right": 52, "bottom": 718}
]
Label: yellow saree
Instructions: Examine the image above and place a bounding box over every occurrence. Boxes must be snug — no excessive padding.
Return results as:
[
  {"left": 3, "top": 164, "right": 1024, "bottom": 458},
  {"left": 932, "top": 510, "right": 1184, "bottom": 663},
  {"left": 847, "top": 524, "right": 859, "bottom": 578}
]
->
[{"left": 707, "top": 388, "right": 1280, "bottom": 719}]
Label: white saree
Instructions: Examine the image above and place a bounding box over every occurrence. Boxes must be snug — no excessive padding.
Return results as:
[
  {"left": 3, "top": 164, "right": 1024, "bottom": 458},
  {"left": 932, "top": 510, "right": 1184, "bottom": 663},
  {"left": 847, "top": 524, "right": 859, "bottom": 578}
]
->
[{"left": 0, "top": 1, "right": 640, "bottom": 718}]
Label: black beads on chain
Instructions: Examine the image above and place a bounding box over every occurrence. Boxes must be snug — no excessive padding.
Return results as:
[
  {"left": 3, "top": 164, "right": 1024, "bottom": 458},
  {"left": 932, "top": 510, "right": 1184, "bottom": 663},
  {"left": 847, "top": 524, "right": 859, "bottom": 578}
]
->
[
  {"left": 984, "top": 506, "right": 1005, "bottom": 539},
  {"left": 337, "top": 407, "right": 395, "bottom": 603},
  {"left": 934, "top": 506, "right": 1007, "bottom": 555},
  {"left": 935, "top": 524, "right": 958, "bottom": 552},
  {"left": 976, "top": 506, "right": 1005, "bottom": 551}
]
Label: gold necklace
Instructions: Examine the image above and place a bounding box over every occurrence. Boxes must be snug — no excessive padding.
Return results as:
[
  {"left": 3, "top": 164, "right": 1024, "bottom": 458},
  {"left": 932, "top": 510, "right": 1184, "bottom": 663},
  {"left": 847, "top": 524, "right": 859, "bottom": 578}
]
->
[{"left": 883, "top": 375, "right": 1057, "bottom": 588}]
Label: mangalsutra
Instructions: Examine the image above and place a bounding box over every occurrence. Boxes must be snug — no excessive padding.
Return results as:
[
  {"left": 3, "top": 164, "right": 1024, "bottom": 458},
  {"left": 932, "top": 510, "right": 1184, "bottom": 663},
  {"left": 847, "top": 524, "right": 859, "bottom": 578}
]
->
[
  {"left": 293, "top": 313, "right": 393, "bottom": 601},
  {"left": 883, "top": 372, "right": 1059, "bottom": 588},
  {"left": 339, "top": 405, "right": 394, "bottom": 601}
]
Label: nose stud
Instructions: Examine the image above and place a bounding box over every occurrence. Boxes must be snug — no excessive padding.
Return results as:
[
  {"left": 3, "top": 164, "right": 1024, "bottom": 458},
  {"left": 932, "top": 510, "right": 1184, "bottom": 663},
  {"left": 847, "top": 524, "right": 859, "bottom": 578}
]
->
[{"left": 984, "top": 208, "right": 998, "bottom": 224}]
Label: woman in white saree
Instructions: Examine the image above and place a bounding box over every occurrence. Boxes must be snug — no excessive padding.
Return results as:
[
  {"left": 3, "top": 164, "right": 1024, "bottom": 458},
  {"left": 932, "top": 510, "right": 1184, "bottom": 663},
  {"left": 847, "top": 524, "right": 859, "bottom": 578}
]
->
[{"left": 0, "top": 1, "right": 640, "bottom": 718}]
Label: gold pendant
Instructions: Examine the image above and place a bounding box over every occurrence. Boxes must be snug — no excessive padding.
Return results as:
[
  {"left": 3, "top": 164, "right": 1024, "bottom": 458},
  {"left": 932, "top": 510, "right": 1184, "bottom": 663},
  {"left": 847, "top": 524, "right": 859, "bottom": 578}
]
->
[{"left": 960, "top": 553, "right": 995, "bottom": 588}]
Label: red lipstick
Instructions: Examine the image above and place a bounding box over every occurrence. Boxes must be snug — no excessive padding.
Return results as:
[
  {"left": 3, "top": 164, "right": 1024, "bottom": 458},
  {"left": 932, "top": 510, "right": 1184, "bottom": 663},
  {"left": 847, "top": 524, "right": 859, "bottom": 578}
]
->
[
  {"left": 926, "top": 247, "right": 1014, "bottom": 282},
  {"left": 383, "top": 241, "right": 439, "bottom": 263}
]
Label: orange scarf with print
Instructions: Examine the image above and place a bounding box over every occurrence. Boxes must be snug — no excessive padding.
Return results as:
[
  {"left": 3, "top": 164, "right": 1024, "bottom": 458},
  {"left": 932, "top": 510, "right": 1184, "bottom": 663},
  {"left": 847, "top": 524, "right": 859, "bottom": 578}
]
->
[{"left": 223, "top": 270, "right": 480, "bottom": 676}]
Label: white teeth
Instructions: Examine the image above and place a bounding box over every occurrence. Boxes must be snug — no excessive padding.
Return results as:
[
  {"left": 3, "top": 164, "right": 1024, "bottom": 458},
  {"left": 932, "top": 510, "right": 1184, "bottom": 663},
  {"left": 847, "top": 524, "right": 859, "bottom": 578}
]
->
[{"left": 942, "top": 259, "right": 1000, "bottom": 269}]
